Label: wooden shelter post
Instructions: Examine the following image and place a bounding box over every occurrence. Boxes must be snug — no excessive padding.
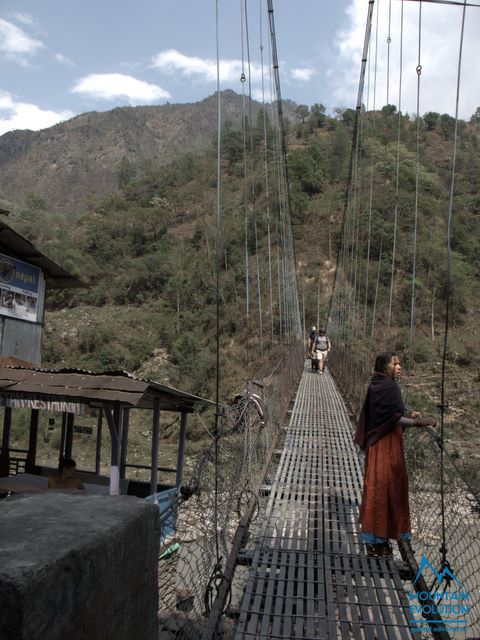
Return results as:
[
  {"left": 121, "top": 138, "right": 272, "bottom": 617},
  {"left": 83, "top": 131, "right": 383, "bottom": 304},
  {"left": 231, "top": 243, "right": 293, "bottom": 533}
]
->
[
  {"left": 104, "top": 404, "right": 123, "bottom": 496},
  {"left": 95, "top": 409, "right": 103, "bottom": 475},
  {"left": 119, "top": 409, "right": 130, "bottom": 480},
  {"left": 0, "top": 407, "right": 12, "bottom": 475},
  {"left": 64, "top": 413, "right": 74, "bottom": 459},
  {"left": 25, "top": 409, "right": 39, "bottom": 473},
  {"left": 150, "top": 399, "right": 160, "bottom": 497},
  {"left": 59, "top": 412, "right": 67, "bottom": 464},
  {"left": 176, "top": 412, "right": 188, "bottom": 488}
]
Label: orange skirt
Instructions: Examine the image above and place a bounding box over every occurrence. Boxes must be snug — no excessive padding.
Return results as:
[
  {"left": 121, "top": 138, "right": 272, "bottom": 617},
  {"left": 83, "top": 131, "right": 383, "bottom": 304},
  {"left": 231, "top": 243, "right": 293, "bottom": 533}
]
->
[{"left": 359, "top": 425, "right": 410, "bottom": 540}]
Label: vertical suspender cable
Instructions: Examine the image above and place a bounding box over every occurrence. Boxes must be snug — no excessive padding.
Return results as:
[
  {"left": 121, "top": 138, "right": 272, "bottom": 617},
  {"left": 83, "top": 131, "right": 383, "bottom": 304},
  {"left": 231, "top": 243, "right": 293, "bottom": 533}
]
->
[
  {"left": 327, "top": 1, "right": 375, "bottom": 339},
  {"left": 244, "top": 0, "right": 264, "bottom": 357},
  {"left": 439, "top": 0, "right": 468, "bottom": 573},
  {"left": 407, "top": 2, "right": 422, "bottom": 377},
  {"left": 214, "top": 0, "right": 222, "bottom": 565},
  {"left": 387, "top": 0, "right": 404, "bottom": 332},
  {"left": 259, "top": 0, "right": 275, "bottom": 348},
  {"left": 371, "top": 236, "right": 383, "bottom": 341},
  {"left": 240, "top": 0, "right": 250, "bottom": 330},
  {"left": 267, "top": 0, "right": 302, "bottom": 343},
  {"left": 386, "top": 0, "right": 392, "bottom": 107},
  {"left": 267, "top": 29, "right": 284, "bottom": 345},
  {"left": 363, "top": 0, "right": 380, "bottom": 336}
]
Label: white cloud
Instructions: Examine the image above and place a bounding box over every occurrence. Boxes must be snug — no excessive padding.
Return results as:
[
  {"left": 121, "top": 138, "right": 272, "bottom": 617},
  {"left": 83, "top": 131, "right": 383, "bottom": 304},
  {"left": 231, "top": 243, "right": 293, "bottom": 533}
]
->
[
  {"left": 252, "top": 87, "right": 272, "bottom": 104},
  {"left": 0, "top": 91, "right": 73, "bottom": 135},
  {"left": 151, "top": 48, "right": 262, "bottom": 84},
  {"left": 0, "top": 18, "right": 43, "bottom": 63},
  {"left": 290, "top": 67, "right": 315, "bottom": 83},
  {"left": 71, "top": 73, "right": 171, "bottom": 103},
  {"left": 11, "top": 13, "right": 36, "bottom": 27},
  {"left": 55, "top": 52, "right": 75, "bottom": 67},
  {"left": 329, "top": 0, "right": 480, "bottom": 119}
]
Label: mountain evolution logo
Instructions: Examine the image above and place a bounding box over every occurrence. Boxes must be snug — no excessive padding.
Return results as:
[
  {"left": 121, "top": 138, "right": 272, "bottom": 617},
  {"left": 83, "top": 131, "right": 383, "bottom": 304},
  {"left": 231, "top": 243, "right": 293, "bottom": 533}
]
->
[
  {"left": 409, "top": 555, "right": 470, "bottom": 635},
  {"left": 413, "top": 554, "right": 463, "bottom": 588}
]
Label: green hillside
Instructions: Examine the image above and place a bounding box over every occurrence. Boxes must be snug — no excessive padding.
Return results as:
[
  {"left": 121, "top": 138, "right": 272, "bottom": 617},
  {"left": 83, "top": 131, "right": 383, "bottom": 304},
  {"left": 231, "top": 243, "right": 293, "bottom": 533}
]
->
[{"left": 5, "top": 99, "right": 480, "bottom": 486}]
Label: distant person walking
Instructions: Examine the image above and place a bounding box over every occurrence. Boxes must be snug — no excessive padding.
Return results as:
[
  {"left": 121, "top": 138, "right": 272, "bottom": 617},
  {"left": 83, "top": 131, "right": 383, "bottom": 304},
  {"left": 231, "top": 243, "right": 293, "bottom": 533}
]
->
[
  {"left": 355, "top": 352, "right": 436, "bottom": 557},
  {"left": 308, "top": 326, "right": 318, "bottom": 370},
  {"left": 312, "top": 328, "right": 331, "bottom": 374}
]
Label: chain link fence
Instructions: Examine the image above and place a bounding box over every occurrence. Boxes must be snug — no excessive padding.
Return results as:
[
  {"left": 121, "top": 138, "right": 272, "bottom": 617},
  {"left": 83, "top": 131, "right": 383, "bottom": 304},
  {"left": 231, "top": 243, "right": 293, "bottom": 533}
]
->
[
  {"left": 329, "top": 345, "right": 480, "bottom": 639},
  {"left": 156, "top": 344, "right": 304, "bottom": 640}
]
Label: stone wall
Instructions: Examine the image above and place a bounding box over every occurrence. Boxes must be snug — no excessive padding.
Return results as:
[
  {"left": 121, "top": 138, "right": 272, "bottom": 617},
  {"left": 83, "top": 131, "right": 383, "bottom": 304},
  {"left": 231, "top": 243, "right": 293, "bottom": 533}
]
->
[{"left": 0, "top": 493, "right": 159, "bottom": 640}]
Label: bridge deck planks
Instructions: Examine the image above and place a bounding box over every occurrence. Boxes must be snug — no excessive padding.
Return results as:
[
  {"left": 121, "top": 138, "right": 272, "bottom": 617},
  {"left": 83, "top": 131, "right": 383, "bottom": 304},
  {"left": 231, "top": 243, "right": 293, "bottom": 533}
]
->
[{"left": 234, "top": 366, "right": 414, "bottom": 639}]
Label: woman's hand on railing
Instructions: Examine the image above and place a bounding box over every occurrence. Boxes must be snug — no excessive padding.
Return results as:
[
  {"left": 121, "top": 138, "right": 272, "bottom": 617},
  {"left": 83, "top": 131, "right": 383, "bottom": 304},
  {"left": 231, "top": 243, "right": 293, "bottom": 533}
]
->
[{"left": 413, "top": 417, "right": 436, "bottom": 428}]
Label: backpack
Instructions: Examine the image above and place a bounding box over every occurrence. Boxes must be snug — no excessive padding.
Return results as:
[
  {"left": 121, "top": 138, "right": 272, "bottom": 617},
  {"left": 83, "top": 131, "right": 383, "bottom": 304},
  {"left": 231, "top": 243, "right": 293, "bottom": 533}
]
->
[{"left": 315, "top": 335, "right": 328, "bottom": 351}]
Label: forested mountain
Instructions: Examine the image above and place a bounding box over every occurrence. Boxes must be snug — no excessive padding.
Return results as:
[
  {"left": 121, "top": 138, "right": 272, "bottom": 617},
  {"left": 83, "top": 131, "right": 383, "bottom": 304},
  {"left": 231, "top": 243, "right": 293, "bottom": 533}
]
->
[
  {"left": 2, "top": 93, "right": 479, "bottom": 485},
  {"left": 0, "top": 91, "right": 299, "bottom": 214}
]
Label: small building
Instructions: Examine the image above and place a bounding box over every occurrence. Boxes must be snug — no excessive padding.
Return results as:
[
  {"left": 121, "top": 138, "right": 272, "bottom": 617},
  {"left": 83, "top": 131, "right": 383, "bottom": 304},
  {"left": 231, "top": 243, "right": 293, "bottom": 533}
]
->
[
  {"left": 0, "top": 219, "right": 82, "bottom": 365},
  {"left": 0, "top": 218, "right": 215, "bottom": 507},
  {"left": 0, "top": 363, "right": 214, "bottom": 499},
  {"left": 0, "top": 201, "right": 216, "bottom": 640}
]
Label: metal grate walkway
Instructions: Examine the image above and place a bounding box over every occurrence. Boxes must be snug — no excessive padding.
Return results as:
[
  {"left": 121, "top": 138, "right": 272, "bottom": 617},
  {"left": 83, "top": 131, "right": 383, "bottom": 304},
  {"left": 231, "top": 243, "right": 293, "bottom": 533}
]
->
[{"left": 234, "top": 366, "right": 414, "bottom": 639}]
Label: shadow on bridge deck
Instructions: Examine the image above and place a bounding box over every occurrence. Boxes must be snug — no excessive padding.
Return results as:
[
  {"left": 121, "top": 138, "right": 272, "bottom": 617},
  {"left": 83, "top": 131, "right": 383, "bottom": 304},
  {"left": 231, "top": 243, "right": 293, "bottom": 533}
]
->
[{"left": 234, "top": 365, "right": 414, "bottom": 640}]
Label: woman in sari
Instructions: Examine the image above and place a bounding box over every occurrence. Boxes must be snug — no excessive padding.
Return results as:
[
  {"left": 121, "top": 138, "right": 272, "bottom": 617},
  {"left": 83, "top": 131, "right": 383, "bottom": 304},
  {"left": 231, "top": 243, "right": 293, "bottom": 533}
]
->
[{"left": 355, "top": 352, "right": 436, "bottom": 557}]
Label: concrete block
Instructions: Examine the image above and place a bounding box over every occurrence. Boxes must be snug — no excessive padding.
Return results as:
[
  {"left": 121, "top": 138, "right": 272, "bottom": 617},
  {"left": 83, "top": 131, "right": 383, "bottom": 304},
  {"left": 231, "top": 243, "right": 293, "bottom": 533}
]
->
[{"left": 0, "top": 492, "right": 159, "bottom": 640}]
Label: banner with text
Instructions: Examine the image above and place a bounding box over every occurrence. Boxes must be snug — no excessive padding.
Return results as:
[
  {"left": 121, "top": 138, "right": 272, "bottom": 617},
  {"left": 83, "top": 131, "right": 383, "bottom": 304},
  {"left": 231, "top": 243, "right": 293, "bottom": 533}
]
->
[{"left": 0, "top": 252, "right": 41, "bottom": 323}]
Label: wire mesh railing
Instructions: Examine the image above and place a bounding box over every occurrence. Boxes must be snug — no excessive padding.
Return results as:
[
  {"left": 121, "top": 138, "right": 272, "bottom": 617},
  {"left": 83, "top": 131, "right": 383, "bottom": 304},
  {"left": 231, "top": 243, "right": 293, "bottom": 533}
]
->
[
  {"left": 156, "top": 344, "right": 304, "bottom": 640},
  {"left": 403, "top": 426, "right": 480, "bottom": 638},
  {"left": 329, "top": 345, "right": 480, "bottom": 639}
]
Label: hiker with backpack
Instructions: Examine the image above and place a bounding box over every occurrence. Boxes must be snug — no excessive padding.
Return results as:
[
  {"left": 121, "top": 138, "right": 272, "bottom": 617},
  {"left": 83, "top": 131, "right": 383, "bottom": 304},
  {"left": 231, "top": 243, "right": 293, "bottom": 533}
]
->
[
  {"left": 312, "top": 328, "right": 331, "bottom": 374},
  {"left": 308, "top": 326, "right": 318, "bottom": 369}
]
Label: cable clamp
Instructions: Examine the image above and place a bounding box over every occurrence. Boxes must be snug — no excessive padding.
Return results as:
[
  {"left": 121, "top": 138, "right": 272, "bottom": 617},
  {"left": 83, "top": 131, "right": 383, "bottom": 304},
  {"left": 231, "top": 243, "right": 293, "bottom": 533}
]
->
[
  {"left": 240, "top": 73, "right": 246, "bottom": 83},
  {"left": 416, "top": 64, "right": 422, "bottom": 76},
  {"left": 387, "top": 36, "right": 392, "bottom": 44}
]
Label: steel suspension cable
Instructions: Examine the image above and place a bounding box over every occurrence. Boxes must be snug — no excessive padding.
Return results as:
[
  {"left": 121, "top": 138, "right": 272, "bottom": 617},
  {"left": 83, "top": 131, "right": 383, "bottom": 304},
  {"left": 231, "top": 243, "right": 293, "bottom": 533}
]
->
[
  {"left": 407, "top": 2, "right": 423, "bottom": 382},
  {"left": 267, "top": 0, "right": 301, "bottom": 343},
  {"left": 371, "top": 235, "right": 383, "bottom": 341},
  {"left": 243, "top": 0, "right": 264, "bottom": 358},
  {"left": 259, "top": 0, "right": 275, "bottom": 348},
  {"left": 386, "top": 0, "right": 392, "bottom": 106},
  {"left": 214, "top": 0, "right": 222, "bottom": 565},
  {"left": 363, "top": 0, "right": 380, "bottom": 336},
  {"left": 387, "top": 0, "right": 404, "bottom": 332},
  {"left": 438, "top": 0, "right": 468, "bottom": 575},
  {"left": 266, "top": 26, "right": 284, "bottom": 346},
  {"left": 327, "top": 1, "right": 375, "bottom": 341},
  {"left": 240, "top": 0, "right": 250, "bottom": 334}
]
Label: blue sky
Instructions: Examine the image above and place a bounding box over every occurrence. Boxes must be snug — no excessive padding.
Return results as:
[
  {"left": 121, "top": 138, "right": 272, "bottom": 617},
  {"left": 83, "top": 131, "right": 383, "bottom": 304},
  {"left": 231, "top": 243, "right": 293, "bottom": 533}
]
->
[{"left": 0, "top": 1, "right": 479, "bottom": 135}]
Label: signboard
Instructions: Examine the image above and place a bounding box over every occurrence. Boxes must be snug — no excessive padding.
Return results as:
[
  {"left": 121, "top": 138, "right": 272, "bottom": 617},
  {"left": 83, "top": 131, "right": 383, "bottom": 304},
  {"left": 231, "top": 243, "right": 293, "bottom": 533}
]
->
[
  {"left": 0, "top": 252, "right": 41, "bottom": 323},
  {"left": 0, "top": 396, "right": 86, "bottom": 414}
]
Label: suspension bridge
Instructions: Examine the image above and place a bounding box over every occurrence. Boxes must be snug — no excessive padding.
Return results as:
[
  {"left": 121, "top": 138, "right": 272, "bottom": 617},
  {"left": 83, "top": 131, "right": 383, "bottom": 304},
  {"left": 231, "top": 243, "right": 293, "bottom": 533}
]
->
[
  {"left": 154, "top": 0, "right": 480, "bottom": 638},
  {"left": 0, "top": 0, "right": 478, "bottom": 639}
]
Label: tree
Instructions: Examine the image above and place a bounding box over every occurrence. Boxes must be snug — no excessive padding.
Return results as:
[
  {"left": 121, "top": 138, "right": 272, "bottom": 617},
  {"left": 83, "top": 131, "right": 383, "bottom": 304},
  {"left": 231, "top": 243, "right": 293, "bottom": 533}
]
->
[
  {"left": 219, "top": 124, "right": 243, "bottom": 171},
  {"left": 381, "top": 104, "right": 397, "bottom": 116},
  {"left": 117, "top": 157, "right": 136, "bottom": 191},
  {"left": 296, "top": 105, "right": 310, "bottom": 123},
  {"left": 335, "top": 107, "right": 356, "bottom": 128},
  {"left": 424, "top": 112, "right": 440, "bottom": 131},
  {"left": 439, "top": 114, "right": 455, "bottom": 140},
  {"left": 288, "top": 139, "right": 327, "bottom": 195},
  {"left": 310, "top": 103, "right": 326, "bottom": 128},
  {"left": 470, "top": 106, "right": 480, "bottom": 123}
]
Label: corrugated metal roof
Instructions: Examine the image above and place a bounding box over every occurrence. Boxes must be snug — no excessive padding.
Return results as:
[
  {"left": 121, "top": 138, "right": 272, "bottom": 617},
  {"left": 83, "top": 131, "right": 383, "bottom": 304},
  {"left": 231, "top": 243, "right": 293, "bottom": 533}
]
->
[
  {"left": 0, "top": 365, "right": 215, "bottom": 412},
  {"left": 0, "top": 221, "right": 83, "bottom": 289}
]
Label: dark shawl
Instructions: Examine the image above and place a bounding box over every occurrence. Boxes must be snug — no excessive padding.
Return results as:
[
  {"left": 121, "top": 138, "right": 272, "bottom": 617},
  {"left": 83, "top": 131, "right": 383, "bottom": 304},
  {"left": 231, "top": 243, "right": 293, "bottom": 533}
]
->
[{"left": 354, "top": 373, "right": 405, "bottom": 451}]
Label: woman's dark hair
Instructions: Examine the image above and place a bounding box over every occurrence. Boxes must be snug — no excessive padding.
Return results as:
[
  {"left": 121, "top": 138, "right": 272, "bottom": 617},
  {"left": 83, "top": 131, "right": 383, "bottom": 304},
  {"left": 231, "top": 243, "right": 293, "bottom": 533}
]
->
[{"left": 374, "top": 352, "right": 395, "bottom": 373}]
